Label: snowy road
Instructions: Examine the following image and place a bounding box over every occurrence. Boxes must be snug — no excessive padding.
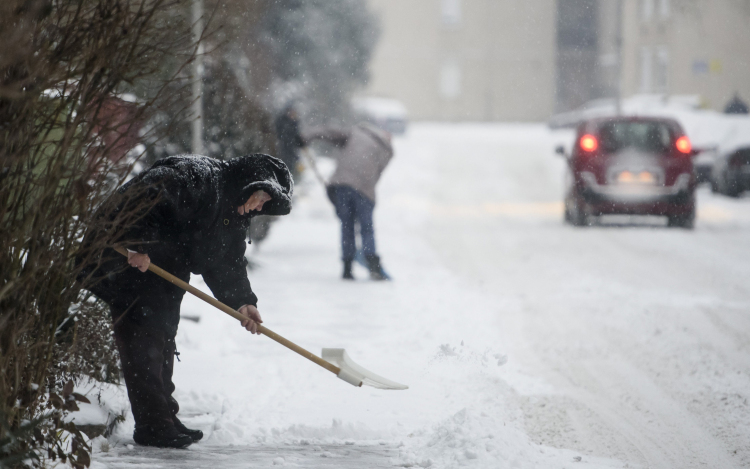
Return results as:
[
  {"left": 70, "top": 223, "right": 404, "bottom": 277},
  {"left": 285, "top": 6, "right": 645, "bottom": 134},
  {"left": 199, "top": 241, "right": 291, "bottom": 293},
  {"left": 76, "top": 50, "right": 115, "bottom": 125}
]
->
[
  {"left": 96, "top": 124, "right": 750, "bottom": 468},
  {"left": 397, "top": 124, "right": 750, "bottom": 468}
]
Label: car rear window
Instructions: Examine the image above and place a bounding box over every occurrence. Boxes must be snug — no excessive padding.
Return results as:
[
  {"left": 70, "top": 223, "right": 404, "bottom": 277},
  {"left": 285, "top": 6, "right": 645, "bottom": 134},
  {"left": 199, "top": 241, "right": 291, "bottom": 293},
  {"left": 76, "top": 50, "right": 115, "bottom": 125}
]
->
[{"left": 597, "top": 121, "right": 672, "bottom": 153}]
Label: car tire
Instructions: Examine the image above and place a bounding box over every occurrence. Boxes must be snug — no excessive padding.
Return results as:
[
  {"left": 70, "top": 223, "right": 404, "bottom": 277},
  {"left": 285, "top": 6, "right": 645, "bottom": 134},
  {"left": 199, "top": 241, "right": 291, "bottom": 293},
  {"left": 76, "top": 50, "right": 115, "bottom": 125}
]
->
[
  {"left": 565, "top": 197, "right": 588, "bottom": 227},
  {"left": 667, "top": 207, "right": 695, "bottom": 230},
  {"left": 710, "top": 177, "right": 719, "bottom": 193},
  {"left": 725, "top": 184, "right": 741, "bottom": 198}
]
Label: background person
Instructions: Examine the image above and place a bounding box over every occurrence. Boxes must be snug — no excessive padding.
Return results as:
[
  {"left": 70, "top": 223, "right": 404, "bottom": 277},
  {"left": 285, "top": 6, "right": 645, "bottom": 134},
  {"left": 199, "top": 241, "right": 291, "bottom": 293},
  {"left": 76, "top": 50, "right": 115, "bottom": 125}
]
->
[
  {"left": 274, "top": 104, "right": 306, "bottom": 182},
  {"left": 305, "top": 123, "right": 393, "bottom": 280}
]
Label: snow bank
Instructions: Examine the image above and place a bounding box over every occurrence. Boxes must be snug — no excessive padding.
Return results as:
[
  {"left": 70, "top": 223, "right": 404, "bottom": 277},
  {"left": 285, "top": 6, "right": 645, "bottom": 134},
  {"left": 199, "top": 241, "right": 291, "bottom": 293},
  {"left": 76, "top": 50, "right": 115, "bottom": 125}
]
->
[{"left": 64, "top": 382, "right": 129, "bottom": 430}]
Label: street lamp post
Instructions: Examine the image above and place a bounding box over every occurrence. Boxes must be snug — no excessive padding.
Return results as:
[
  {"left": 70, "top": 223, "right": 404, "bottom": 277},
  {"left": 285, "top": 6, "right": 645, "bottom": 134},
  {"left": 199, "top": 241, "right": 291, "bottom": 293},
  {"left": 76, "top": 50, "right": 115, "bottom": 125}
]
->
[
  {"left": 614, "top": 0, "right": 623, "bottom": 116},
  {"left": 191, "top": 0, "right": 204, "bottom": 155}
]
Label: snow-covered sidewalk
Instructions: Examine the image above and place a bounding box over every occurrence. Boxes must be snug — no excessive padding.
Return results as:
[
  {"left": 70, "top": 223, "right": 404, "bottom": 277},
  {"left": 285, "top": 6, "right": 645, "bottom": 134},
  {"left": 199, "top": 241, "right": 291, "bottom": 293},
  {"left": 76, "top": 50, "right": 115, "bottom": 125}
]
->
[
  {"left": 91, "top": 123, "right": 750, "bottom": 468},
  {"left": 91, "top": 125, "right": 623, "bottom": 468}
]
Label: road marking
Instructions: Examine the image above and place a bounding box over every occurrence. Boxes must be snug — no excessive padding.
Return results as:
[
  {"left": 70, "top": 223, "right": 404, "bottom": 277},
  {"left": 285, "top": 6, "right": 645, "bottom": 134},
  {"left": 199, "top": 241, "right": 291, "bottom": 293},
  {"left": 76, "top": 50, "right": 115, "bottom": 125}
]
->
[{"left": 697, "top": 204, "right": 733, "bottom": 221}]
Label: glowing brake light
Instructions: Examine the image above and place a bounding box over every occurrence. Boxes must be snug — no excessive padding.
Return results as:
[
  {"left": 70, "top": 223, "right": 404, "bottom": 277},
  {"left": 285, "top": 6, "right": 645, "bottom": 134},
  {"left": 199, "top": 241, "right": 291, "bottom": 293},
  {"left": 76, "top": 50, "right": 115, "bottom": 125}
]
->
[
  {"left": 675, "top": 136, "right": 692, "bottom": 154},
  {"left": 579, "top": 134, "right": 598, "bottom": 152}
]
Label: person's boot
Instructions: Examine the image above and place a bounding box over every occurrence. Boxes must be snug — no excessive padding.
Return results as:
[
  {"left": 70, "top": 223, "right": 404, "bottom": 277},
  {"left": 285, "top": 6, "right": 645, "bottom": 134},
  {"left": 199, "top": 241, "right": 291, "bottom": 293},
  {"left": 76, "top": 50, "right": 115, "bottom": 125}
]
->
[
  {"left": 342, "top": 260, "right": 354, "bottom": 280},
  {"left": 172, "top": 416, "right": 203, "bottom": 442},
  {"left": 133, "top": 424, "right": 193, "bottom": 449},
  {"left": 365, "top": 254, "right": 388, "bottom": 281}
]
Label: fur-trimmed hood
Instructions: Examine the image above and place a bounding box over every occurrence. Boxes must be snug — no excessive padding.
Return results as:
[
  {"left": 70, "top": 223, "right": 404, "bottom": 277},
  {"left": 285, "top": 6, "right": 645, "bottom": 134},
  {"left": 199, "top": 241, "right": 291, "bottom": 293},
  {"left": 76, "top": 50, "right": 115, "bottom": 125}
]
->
[
  {"left": 149, "top": 153, "right": 294, "bottom": 216},
  {"left": 223, "top": 154, "right": 294, "bottom": 215}
]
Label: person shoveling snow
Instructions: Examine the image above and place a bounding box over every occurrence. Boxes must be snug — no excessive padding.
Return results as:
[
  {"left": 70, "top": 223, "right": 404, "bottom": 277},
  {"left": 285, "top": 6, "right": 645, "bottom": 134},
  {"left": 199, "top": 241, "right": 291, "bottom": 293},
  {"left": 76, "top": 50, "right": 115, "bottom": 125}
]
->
[
  {"left": 303, "top": 123, "right": 394, "bottom": 281},
  {"left": 78, "top": 154, "right": 293, "bottom": 449},
  {"left": 78, "top": 153, "right": 406, "bottom": 451}
]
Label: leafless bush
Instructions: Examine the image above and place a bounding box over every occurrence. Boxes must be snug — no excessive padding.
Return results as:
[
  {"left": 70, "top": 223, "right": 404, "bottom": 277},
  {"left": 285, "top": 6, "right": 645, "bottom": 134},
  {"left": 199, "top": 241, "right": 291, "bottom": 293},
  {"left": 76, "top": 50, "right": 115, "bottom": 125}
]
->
[{"left": 0, "top": 0, "right": 198, "bottom": 466}]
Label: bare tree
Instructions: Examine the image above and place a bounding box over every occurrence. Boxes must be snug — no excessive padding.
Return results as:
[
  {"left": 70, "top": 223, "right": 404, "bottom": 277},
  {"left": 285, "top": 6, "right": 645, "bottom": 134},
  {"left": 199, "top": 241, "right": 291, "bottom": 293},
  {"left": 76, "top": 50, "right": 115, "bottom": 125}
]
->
[
  {"left": 260, "top": 0, "right": 380, "bottom": 123},
  {"left": 0, "top": 0, "right": 198, "bottom": 466}
]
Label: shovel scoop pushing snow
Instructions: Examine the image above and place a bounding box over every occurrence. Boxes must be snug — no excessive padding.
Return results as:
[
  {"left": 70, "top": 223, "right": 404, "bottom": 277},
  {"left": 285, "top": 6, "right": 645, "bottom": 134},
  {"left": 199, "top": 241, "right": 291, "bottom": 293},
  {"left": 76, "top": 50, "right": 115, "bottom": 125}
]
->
[{"left": 114, "top": 247, "right": 408, "bottom": 390}]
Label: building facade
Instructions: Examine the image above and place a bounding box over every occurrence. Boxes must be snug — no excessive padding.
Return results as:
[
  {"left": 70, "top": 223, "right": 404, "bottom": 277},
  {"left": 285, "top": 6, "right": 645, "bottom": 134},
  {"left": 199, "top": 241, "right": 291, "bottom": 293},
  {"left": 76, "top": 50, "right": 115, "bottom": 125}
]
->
[
  {"left": 364, "top": 0, "right": 750, "bottom": 122},
  {"left": 364, "top": 0, "right": 557, "bottom": 121},
  {"left": 619, "top": 0, "right": 750, "bottom": 111}
]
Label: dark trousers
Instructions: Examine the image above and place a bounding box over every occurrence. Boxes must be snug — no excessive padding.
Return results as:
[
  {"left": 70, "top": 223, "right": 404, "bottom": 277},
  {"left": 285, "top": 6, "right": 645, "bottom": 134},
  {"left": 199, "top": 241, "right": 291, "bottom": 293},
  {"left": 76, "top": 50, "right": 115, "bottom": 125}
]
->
[
  {"left": 114, "top": 318, "right": 179, "bottom": 431},
  {"left": 331, "top": 185, "right": 377, "bottom": 261}
]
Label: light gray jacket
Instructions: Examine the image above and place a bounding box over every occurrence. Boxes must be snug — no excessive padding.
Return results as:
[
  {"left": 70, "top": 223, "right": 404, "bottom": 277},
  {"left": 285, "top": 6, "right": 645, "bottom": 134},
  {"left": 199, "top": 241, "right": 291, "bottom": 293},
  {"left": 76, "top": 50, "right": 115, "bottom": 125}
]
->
[{"left": 304, "top": 124, "right": 393, "bottom": 202}]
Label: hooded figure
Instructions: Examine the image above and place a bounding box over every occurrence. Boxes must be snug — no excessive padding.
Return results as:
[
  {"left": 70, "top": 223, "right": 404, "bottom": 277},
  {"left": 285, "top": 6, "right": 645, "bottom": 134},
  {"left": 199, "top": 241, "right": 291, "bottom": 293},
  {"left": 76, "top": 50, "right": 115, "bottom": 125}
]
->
[
  {"left": 274, "top": 105, "right": 306, "bottom": 181},
  {"left": 78, "top": 154, "right": 293, "bottom": 449}
]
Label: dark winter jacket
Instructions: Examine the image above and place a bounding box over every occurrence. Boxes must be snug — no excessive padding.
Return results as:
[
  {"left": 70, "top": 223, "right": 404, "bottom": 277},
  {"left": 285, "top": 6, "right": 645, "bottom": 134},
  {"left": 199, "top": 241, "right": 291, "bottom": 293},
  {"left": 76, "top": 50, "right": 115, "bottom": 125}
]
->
[
  {"left": 79, "top": 154, "right": 293, "bottom": 335},
  {"left": 274, "top": 113, "right": 305, "bottom": 169}
]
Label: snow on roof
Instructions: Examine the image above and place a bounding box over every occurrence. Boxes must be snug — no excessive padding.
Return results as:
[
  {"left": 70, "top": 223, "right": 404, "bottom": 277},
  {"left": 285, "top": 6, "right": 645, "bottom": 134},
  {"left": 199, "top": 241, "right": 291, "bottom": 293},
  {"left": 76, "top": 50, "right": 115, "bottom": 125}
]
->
[
  {"left": 550, "top": 94, "right": 750, "bottom": 151},
  {"left": 352, "top": 96, "right": 408, "bottom": 119}
]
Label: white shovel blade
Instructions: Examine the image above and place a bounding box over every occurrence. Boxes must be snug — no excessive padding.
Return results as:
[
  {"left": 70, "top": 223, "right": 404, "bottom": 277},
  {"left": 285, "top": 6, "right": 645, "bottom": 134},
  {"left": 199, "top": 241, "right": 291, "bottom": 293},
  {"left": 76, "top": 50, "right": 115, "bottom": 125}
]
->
[{"left": 322, "top": 348, "right": 408, "bottom": 390}]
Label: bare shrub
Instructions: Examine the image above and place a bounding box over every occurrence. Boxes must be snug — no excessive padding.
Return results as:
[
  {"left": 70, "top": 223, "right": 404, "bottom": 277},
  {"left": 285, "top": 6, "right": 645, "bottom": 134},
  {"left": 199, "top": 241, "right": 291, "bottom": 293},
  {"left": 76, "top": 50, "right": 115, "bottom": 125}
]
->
[{"left": 0, "top": 0, "right": 197, "bottom": 466}]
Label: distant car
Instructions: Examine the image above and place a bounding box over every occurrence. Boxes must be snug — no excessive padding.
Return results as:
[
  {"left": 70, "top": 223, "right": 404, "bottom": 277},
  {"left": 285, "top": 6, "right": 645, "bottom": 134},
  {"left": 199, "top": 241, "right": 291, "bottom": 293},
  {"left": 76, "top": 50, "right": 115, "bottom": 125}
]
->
[
  {"left": 710, "top": 145, "right": 750, "bottom": 197},
  {"left": 352, "top": 96, "right": 408, "bottom": 135},
  {"left": 692, "top": 146, "right": 718, "bottom": 184},
  {"left": 558, "top": 116, "right": 697, "bottom": 228}
]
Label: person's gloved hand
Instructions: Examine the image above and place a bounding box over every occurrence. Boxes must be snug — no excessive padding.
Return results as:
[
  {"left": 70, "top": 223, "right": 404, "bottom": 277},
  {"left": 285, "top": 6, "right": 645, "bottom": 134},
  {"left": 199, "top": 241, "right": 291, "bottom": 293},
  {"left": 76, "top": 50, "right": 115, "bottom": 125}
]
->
[
  {"left": 127, "top": 251, "right": 151, "bottom": 272},
  {"left": 238, "top": 304, "right": 263, "bottom": 334}
]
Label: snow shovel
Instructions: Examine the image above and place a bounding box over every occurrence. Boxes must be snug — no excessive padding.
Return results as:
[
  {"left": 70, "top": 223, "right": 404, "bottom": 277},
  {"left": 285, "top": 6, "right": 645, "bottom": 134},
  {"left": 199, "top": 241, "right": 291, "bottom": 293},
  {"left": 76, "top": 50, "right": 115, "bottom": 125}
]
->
[{"left": 114, "top": 247, "right": 407, "bottom": 390}]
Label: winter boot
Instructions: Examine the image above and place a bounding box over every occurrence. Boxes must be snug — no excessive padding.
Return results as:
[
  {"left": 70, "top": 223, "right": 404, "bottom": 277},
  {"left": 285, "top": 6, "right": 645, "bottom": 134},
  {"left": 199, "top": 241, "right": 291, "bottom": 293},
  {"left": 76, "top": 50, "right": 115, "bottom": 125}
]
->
[
  {"left": 173, "top": 416, "right": 203, "bottom": 442},
  {"left": 342, "top": 260, "right": 354, "bottom": 280},
  {"left": 365, "top": 254, "right": 388, "bottom": 281},
  {"left": 133, "top": 424, "right": 193, "bottom": 449}
]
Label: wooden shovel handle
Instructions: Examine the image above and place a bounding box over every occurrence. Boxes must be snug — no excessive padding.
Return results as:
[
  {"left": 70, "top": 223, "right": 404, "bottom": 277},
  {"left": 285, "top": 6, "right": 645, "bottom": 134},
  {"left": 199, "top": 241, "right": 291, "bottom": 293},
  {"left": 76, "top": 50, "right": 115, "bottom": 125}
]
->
[
  {"left": 114, "top": 247, "right": 340, "bottom": 375},
  {"left": 300, "top": 148, "right": 328, "bottom": 188}
]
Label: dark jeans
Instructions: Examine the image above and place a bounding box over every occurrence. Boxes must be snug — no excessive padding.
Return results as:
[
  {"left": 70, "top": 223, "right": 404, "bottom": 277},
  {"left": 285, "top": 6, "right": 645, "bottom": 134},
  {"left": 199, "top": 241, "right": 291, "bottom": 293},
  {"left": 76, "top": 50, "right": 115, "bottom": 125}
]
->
[
  {"left": 114, "top": 317, "right": 180, "bottom": 431},
  {"left": 331, "top": 185, "right": 377, "bottom": 261}
]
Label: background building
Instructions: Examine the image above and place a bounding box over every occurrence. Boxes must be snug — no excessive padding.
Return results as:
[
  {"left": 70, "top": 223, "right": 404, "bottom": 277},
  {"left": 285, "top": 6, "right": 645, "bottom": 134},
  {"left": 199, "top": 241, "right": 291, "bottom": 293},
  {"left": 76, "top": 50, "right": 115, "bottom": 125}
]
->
[
  {"left": 364, "top": 0, "right": 750, "bottom": 122},
  {"left": 619, "top": 0, "right": 750, "bottom": 111},
  {"left": 364, "top": 0, "right": 557, "bottom": 121}
]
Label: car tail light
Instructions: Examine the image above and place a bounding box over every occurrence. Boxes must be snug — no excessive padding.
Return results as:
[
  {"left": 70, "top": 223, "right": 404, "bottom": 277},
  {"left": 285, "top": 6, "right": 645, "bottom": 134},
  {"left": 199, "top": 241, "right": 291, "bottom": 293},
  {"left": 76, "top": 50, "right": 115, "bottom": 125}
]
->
[
  {"left": 675, "top": 136, "right": 692, "bottom": 154},
  {"left": 579, "top": 134, "right": 598, "bottom": 152}
]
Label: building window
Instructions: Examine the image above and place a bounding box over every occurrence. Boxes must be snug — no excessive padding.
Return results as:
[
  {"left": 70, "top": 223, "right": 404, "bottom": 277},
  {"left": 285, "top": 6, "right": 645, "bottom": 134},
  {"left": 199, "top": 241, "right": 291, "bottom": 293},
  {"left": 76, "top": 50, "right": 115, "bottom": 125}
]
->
[
  {"left": 641, "top": 0, "right": 654, "bottom": 22},
  {"left": 654, "top": 46, "right": 669, "bottom": 92},
  {"left": 640, "top": 46, "right": 653, "bottom": 92},
  {"left": 441, "top": 0, "right": 461, "bottom": 27},
  {"left": 640, "top": 46, "right": 668, "bottom": 93},
  {"left": 439, "top": 60, "right": 461, "bottom": 99},
  {"left": 658, "top": 0, "right": 670, "bottom": 19}
]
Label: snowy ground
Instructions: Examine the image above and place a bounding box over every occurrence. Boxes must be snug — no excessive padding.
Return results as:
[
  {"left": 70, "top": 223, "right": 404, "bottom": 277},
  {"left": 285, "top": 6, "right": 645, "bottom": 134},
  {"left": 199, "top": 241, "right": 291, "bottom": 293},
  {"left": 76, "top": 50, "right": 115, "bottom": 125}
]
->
[{"left": 91, "top": 123, "right": 750, "bottom": 468}]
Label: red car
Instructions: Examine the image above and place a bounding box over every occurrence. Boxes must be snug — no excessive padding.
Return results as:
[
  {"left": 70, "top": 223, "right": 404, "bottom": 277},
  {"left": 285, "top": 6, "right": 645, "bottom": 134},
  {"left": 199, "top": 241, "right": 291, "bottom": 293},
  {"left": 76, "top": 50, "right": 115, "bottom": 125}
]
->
[{"left": 558, "top": 117, "right": 697, "bottom": 228}]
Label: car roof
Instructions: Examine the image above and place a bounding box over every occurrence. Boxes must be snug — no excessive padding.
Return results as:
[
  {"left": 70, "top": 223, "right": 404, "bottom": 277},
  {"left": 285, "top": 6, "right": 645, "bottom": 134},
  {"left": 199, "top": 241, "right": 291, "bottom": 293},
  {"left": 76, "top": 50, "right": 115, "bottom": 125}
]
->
[{"left": 579, "top": 116, "right": 683, "bottom": 134}]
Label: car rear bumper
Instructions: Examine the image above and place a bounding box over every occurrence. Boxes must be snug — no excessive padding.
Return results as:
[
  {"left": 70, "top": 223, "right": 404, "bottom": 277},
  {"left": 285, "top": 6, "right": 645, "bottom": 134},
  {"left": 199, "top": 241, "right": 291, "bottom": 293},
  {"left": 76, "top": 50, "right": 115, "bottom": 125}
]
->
[{"left": 579, "top": 172, "right": 693, "bottom": 215}]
